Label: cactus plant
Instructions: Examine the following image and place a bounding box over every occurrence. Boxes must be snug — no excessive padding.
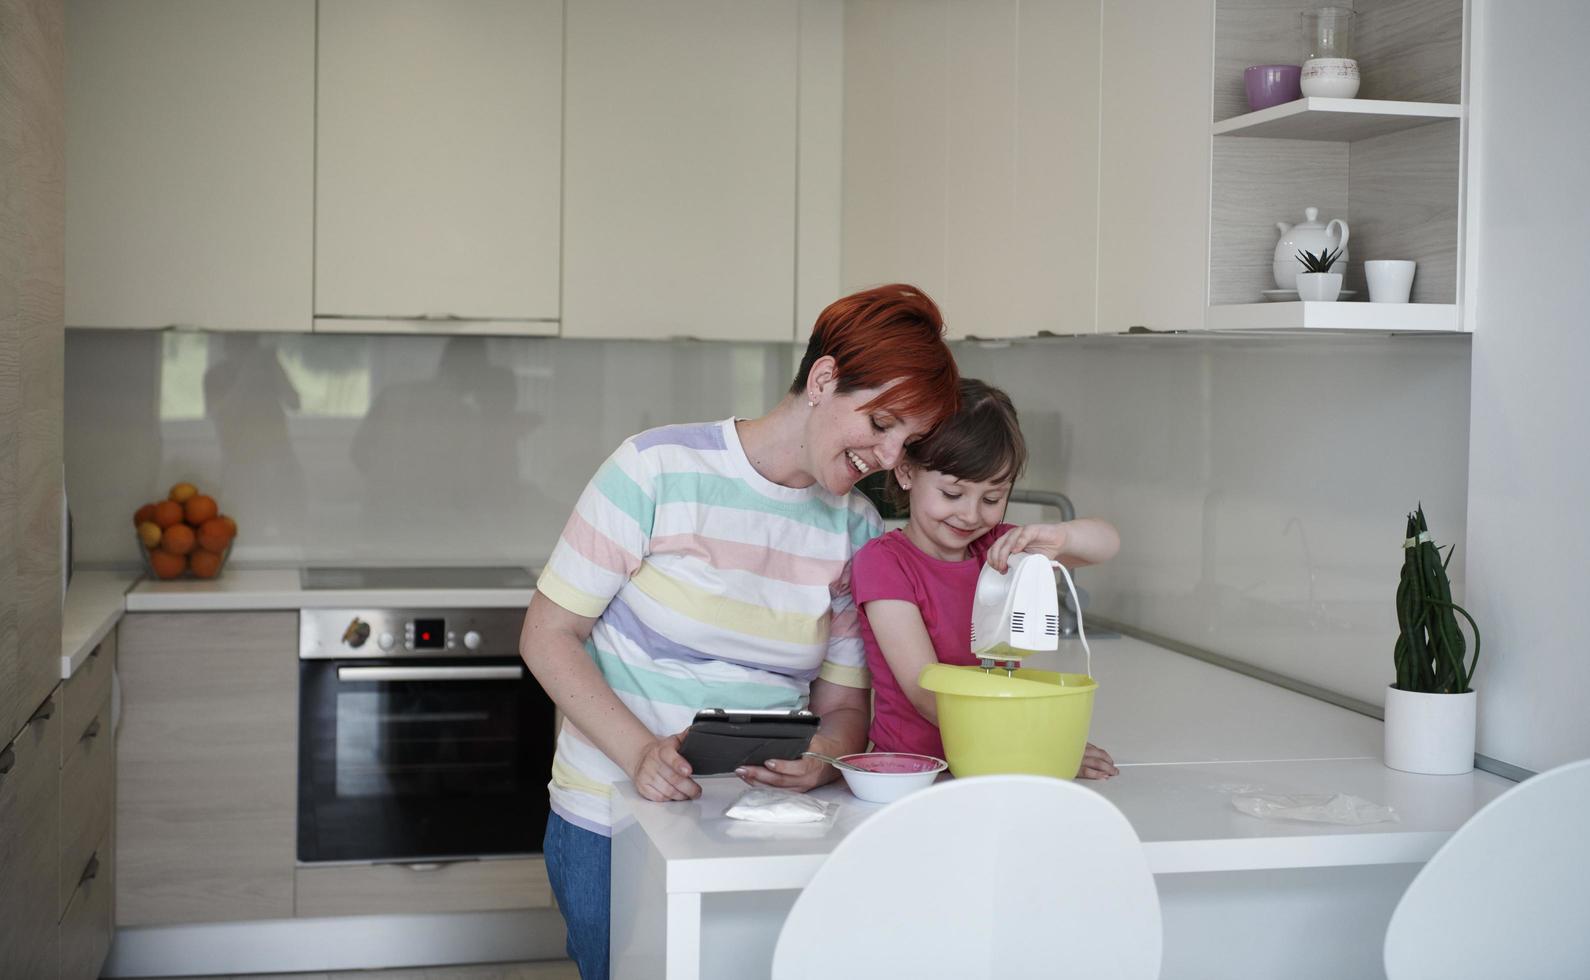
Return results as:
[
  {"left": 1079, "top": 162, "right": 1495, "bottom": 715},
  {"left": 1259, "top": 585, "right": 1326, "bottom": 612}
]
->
[{"left": 1393, "top": 505, "right": 1480, "bottom": 693}]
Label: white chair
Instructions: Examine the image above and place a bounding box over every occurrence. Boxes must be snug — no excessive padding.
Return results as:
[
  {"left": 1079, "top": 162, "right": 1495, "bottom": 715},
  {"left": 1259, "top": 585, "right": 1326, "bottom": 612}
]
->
[
  {"left": 1384, "top": 757, "right": 1590, "bottom": 979},
  {"left": 771, "top": 775, "right": 1161, "bottom": 980}
]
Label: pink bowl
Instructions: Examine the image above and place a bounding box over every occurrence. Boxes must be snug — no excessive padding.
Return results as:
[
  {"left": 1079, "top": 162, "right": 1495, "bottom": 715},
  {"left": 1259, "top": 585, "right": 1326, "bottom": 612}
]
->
[{"left": 1244, "top": 64, "right": 1303, "bottom": 111}]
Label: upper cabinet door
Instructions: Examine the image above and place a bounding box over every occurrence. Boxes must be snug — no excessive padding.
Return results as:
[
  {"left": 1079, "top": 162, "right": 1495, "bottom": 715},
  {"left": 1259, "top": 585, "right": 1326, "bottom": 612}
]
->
[
  {"left": 65, "top": 0, "right": 315, "bottom": 331},
  {"left": 841, "top": 0, "right": 1101, "bottom": 340},
  {"left": 1095, "top": 0, "right": 1213, "bottom": 334},
  {"left": 562, "top": 0, "right": 800, "bottom": 341},
  {"left": 315, "top": 0, "right": 562, "bottom": 329}
]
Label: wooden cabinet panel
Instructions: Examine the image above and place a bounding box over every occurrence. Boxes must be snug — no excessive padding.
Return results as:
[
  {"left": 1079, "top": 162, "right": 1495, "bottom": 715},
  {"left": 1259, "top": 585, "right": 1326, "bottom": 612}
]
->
[
  {"left": 61, "top": 628, "right": 113, "bottom": 744},
  {"left": 60, "top": 690, "right": 113, "bottom": 921},
  {"left": 1096, "top": 0, "right": 1213, "bottom": 333},
  {"left": 562, "top": 0, "right": 800, "bottom": 340},
  {"left": 65, "top": 0, "right": 314, "bottom": 331},
  {"left": 315, "top": 0, "right": 562, "bottom": 327},
  {"left": 59, "top": 826, "right": 114, "bottom": 980},
  {"left": 295, "top": 857, "right": 553, "bottom": 918},
  {"left": 0, "top": 696, "right": 62, "bottom": 977},
  {"left": 0, "top": 0, "right": 64, "bottom": 749},
  {"left": 116, "top": 612, "right": 297, "bottom": 926}
]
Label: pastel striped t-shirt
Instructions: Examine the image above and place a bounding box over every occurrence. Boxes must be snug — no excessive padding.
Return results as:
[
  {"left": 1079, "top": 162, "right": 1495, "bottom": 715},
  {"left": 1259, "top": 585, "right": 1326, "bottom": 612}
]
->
[{"left": 534, "top": 418, "right": 883, "bottom": 834}]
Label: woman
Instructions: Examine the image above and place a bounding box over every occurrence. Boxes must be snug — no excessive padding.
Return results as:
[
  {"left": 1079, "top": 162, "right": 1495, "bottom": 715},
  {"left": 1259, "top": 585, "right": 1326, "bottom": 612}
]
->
[{"left": 520, "top": 284, "right": 959, "bottom": 978}]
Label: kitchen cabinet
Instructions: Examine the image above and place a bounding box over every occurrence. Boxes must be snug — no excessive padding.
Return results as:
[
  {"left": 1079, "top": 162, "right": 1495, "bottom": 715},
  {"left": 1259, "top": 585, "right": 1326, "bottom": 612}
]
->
[
  {"left": 561, "top": 0, "right": 810, "bottom": 341},
  {"left": 116, "top": 612, "right": 297, "bottom": 926},
  {"left": 2, "top": 0, "right": 64, "bottom": 748},
  {"left": 64, "top": 0, "right": 315, "bottom": 331},
  {"left": 314, "top": 0, "right": 562, "bottom": 334},
  {"left": 1204, "top": 0, "right": 1466, "bottom": 332},
  {"left": 295, "top": 858, "right": 553, "bottom": 917},
  {"left": 0, "top": 696, "right": 62, "bottom": 979},
  {"left": 842, "top": 0, "right": 1101, "bottom": 339},
  {"left": 1095, "top": 0, "right": 1214, "bottom": 334}
]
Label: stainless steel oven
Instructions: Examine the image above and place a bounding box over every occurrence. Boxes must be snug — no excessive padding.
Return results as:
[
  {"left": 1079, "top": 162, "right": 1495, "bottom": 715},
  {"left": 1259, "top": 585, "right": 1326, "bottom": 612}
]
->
[{"left": 297, "top": 604, "right": 554, "bottom": 864}]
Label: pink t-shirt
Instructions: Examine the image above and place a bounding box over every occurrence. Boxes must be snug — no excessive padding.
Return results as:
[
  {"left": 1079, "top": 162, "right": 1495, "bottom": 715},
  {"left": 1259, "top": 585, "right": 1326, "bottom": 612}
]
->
[{"left": 852, "top": 525, "right": 1015, "bottom": 758}]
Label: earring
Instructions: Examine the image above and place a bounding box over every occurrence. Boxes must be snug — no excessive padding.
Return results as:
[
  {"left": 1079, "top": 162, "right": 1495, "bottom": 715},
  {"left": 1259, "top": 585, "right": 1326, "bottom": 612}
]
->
[{"left": 807, "top": 398, "right": 817, "bottom": 408}]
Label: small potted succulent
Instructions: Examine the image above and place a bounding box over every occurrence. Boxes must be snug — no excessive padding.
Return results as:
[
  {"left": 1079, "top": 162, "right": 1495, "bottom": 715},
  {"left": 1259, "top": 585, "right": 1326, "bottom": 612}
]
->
[
  {"left": 1295, "top": 247, "right": 1344, "bottom": 301},
  {"left": 1385, "top": 505, "right": 1480, "bottom": 774}
]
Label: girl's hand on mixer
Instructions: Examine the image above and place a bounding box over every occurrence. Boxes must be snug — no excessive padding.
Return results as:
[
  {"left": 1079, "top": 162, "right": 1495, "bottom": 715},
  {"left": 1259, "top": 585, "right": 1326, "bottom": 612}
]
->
[
  {"left": 1076, "top": 742, "right": 1119, "bottom": 780},
  {"left": 986, "top": 520, "right": 1121, "bottom": 573}
]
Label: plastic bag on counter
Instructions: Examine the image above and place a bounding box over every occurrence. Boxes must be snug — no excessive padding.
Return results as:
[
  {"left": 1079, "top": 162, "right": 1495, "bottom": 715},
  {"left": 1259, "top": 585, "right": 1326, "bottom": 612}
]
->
[
  {"left": 725, "top": 787, "right": 835, "bottom": 824},
  {"left": 1228, "top": 789, "right": 1399, "bottom": 825}
]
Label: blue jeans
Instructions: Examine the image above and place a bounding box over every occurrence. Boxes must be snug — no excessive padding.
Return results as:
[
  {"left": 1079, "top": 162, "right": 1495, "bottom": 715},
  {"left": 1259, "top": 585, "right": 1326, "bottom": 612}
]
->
[{"left": 543, "top": 811, "right": 611, "bottom": 980}]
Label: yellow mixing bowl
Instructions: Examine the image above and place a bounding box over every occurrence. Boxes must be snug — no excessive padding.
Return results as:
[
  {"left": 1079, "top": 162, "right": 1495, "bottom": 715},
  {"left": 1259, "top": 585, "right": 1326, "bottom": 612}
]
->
[{"left": 919, "top": 664, "right": 1097, "bottom": 779}]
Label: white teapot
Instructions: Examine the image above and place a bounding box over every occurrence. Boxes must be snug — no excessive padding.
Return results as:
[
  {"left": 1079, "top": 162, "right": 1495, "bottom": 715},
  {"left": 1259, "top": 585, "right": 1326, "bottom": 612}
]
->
[{"left": 1274, "top": 207, "right": 1349, "bottom": 289}]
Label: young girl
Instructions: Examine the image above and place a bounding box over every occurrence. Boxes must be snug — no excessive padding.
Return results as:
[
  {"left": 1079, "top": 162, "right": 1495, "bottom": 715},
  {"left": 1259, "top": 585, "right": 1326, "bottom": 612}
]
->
[{"left": 851, "top": 379, "right": 1121, "bottom": 779}]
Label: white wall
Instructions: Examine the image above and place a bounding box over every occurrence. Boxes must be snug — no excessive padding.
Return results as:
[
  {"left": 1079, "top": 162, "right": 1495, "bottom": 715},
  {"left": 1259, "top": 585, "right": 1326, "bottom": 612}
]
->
[
  {"left": 954, "top": 335, "right": 1473, "bottom": 711},
  {"left": 1459, "top": 0, "right": 1590, "bottom": 772},
  {"left": 65, "top": 331, "right": 793, "bottom": 566},
  {"left": 67, "top": 329, "right": 1473, "bottom": 718}
]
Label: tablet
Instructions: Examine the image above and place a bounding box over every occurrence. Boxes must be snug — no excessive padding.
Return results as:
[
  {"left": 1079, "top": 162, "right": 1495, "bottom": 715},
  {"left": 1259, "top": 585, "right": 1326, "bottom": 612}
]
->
[{"left": 677, "top": 708, "right": 820, "bottom": 776}]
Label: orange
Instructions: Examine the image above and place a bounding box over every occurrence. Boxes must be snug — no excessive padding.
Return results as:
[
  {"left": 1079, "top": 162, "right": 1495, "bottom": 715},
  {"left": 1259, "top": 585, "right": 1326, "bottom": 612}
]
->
[
  {"left": 197, "top": 518, "right": 231, "bottom": 554},
  {"left": 160, "top": 523, "right": 196, "bottom": 556},
  {"left": 134, "top": 503, "right": 158, "bottom": 527},
  {"left": 189, "top": 549, "right": 223, "bottom": 579},
  {"left": 215, "top": 514, "right": 238, "bottom": 540},
  {"left": 169, "top": 482, "right": 198, "bottom": 503},
  {"left": 184, "top": 494, "right": 218, "bottom": 526},
  {"left": 137, "top": 521, "right": 162, "bottom": 550},
  {"left": 148, "top": 550, "right": 186, "bottom": 579},
  {"left": 153, "top": 499, "right": 184, "bottom": 528}
]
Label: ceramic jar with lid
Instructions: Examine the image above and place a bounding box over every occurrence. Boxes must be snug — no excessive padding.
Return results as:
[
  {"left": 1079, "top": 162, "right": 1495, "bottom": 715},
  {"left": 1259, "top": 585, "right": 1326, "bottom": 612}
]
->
[{"left": 1274, "top": 207, "right": 1349, "bottom": 289}]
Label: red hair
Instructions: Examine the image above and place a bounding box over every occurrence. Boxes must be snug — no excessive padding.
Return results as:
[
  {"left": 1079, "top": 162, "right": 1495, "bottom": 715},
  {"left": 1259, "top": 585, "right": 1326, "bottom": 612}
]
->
[{"left": 791, "top": 284, "right": 960, "bottom": 427}]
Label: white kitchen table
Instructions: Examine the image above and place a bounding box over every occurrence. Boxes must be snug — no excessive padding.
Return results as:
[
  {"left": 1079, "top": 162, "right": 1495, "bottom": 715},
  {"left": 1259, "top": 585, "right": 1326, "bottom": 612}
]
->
[{"left": 609, "top": 637, "right": 1515, "bottom": 980}]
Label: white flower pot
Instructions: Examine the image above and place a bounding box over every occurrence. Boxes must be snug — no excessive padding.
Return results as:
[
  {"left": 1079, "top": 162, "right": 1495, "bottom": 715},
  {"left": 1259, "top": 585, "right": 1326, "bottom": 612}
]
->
[
  {"left": 1295, "top": 271, "right": 1343, "bottom": 302},
  {"left": 1384, "top": 685, "right": 1476, "bottom": 775}
]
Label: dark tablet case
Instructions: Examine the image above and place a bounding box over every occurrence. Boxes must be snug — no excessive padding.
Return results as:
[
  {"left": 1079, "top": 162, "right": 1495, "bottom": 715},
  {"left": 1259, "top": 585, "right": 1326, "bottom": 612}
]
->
[{"left": 677, "top": 711, "right": 820, "bottom": 775}]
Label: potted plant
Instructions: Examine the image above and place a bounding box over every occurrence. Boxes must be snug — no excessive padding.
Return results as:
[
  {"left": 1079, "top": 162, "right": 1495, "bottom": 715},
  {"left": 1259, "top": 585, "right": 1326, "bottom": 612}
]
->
[
  {"left": 1295, "top": 247, "right": 1344, "bottom": 301},
  {"left": 1385, "top": 505, "right": 1480, "bottom": 774}
]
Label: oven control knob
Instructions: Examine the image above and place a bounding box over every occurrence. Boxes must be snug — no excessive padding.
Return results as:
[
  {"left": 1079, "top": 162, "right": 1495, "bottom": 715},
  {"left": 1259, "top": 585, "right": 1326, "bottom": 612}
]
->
[
  {"left": 377, "top": 632, "right": 396, "bottom": 651},
  {"left": 463, "top": 630, "right": 483, "bottom": 651}
]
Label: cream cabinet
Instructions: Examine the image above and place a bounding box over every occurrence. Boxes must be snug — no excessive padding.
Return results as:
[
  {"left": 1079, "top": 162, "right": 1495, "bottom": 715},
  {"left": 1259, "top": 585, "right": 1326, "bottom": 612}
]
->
[
  {"left": 1095, "top": 0, "right": 1213, "bottom": 334},
  {"left": 314, "top": 0, "right": 562, "bottom": 334},
  {"left": 562, "top": 0, "right": 808, "bottom": 341},
  {"left": 841, "top": 0, "right": 1101, "bottom": 340},
  {"left": 64, "top": 0, "right": 315, "bottom": 331},
  {"left": 116, "top": 612, "right": 297, "bottom": 926}
]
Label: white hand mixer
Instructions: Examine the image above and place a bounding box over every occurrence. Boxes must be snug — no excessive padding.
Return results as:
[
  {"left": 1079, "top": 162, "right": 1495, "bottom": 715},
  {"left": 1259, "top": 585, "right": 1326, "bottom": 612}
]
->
[{"left": 970, "top": 552, "right": 1093, "bottom": 679}]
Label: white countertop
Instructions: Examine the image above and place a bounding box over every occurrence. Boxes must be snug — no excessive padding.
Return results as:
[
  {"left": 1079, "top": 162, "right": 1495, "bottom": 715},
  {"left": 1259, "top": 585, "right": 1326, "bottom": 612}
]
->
[
  {"left": 125, "top": 567, "right": 537, "bottom": 612},
  {"left": 611, "top": 636, "right": 1515, "bottom": 893},
  {"left": 62, "top": 570, "right": 140, "bottom": 678}
]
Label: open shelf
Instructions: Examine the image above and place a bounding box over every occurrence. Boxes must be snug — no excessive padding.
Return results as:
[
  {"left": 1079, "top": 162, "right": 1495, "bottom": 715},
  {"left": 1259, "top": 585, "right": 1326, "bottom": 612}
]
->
[
  {"left": 1213, "top": 98, "right": 1462, "bottom": 142},
  {"left": 1207, "top": 302, "right": 1460, "bottom": 333}
]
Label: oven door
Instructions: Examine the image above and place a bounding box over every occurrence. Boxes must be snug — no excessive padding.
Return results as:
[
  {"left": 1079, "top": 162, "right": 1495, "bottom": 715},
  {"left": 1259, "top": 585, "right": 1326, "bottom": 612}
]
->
[{"left": 298, "top": 656, "right": 555, "bottom": 864}]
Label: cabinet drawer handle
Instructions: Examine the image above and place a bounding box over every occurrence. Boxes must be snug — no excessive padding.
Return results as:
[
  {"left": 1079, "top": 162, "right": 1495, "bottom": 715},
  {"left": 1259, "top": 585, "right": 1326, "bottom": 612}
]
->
[
  {"left": 80, "top": 854, "right": 100, "bottom": 885},
  {"left": 29, "top": 702, "right": 54, "bottom": 724},
  {"left": 0, "top": 747, "right": 14, "bottom": 776},
  {"left": 81, "top": 718, "right": 102, "bottom": 741}
]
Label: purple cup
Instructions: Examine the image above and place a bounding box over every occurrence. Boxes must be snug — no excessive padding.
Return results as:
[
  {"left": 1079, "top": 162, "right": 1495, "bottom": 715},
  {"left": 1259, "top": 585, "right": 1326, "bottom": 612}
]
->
[{"left": 1244, "top": 65, "right": 1303, "bottom": 111}]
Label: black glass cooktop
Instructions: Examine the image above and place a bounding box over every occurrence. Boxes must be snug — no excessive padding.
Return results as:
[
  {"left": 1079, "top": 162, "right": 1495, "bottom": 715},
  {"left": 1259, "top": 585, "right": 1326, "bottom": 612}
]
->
[{"left": 299, "top": 565, "right": 537, "bottom": 591}]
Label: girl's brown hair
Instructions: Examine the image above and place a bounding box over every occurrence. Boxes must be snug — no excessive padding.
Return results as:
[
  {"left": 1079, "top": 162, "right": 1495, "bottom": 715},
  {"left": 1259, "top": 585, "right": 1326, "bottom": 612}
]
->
[
  {"left": 790, "top": 284, "right": 960, "bottom": 428},
  {"left": 886, "top": 378, "right": 1026, "bottom": 510}
]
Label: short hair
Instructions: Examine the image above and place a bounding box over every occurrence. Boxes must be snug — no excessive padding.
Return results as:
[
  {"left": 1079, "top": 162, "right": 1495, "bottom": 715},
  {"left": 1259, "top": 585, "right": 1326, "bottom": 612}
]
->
[
  {"left": 790, "top": 284, "right": 959, "bottom": 427},
  {"left": 886, "top": 379, "right": 1027, "bottom": 510}
]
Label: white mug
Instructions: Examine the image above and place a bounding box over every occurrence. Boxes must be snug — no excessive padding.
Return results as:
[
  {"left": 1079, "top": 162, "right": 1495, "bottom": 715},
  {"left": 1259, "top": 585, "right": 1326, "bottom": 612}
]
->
[{"left": 1365, "top": 260, "right": 1416, "bottom": 303}]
